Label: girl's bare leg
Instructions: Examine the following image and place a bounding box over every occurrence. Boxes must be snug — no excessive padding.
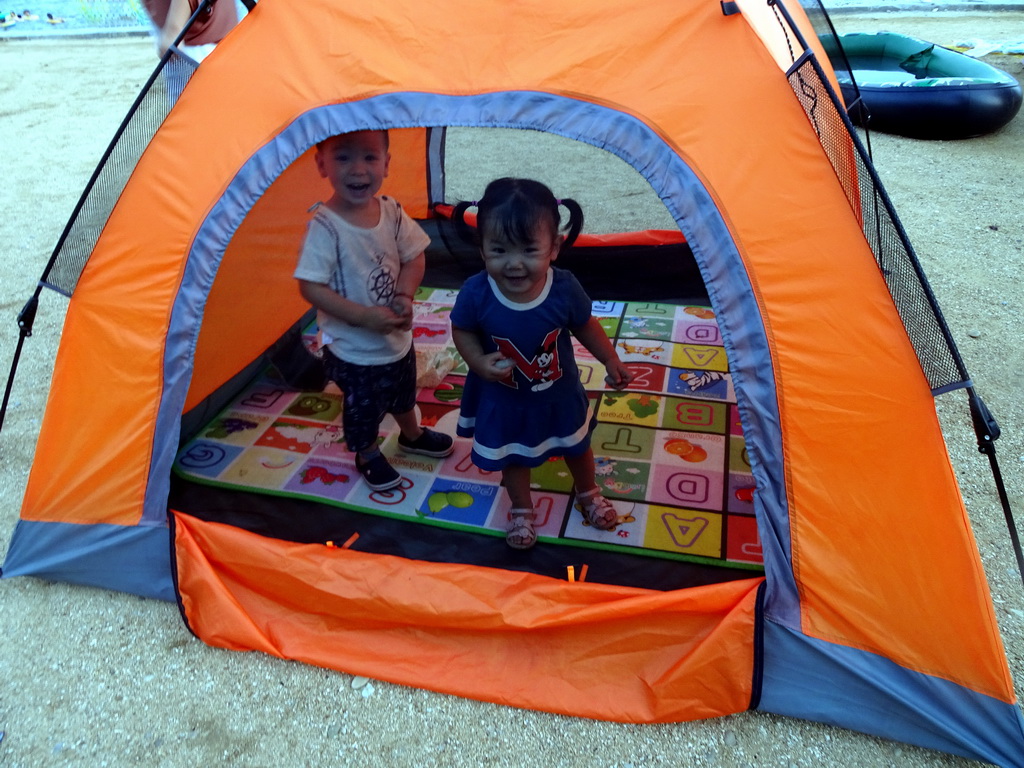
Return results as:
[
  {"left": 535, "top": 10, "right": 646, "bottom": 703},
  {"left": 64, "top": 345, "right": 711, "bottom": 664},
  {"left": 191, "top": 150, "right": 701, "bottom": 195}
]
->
[
  {"left": 565, "top": 447, "right": 617, "bottom": 530},
  {"left": 502, "top": 463, "right": 536, "bottom": 549},
  {"left": 565, "top": 447, "right": 598, "bottom": 495},
  {"left": 502, "top": 463, "right": 533, "bottom": 508}
]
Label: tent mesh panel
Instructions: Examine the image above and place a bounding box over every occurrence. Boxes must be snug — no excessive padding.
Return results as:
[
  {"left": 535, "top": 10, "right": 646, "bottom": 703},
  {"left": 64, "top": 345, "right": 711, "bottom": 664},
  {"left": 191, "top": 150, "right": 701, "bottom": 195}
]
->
[
  {"left": 39, "top": 54, "right": 196, "bottom": 297},
  {"left": 786, "top": 50, "right": 969, "bottom": 393}
]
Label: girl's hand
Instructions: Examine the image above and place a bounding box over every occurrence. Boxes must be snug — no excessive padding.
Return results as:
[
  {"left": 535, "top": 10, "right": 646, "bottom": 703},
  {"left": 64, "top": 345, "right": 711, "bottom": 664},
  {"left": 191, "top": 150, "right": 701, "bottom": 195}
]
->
[
  {"left": 475, "top": 352, "right": 516, "bottom": 382},
  {"left": 451, "top": 327, "right": 513, "bottom": 382},
  {"left": 603, "top": 359, "right": 634, "bottom": 390}
]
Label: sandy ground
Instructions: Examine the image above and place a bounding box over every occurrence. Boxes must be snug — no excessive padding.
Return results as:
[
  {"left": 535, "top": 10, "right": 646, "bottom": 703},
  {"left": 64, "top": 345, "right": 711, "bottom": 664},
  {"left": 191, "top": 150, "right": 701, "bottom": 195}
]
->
[{"left": 1, "top": 9, "right": 1022, "bottom": 768}]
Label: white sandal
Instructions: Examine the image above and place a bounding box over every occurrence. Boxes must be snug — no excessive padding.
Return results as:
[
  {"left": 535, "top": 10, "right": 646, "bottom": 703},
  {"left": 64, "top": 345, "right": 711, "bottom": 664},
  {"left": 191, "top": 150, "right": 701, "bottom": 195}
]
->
[
  {"left": 506, "top": 508, "right": 537, "bottom": 549},
  {"left": 577, "top": 488, "right": 618, "bottom": 530}
]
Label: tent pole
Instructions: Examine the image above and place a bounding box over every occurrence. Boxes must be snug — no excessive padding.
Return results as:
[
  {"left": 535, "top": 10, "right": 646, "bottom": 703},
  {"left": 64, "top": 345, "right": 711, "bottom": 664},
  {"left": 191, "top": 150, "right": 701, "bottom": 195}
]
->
[
  {"left": 0, "top": 290, "right": 40, "bottom": 437},
  {"left": 968, "top": 389, "right": 1024, "bottom": 591}
]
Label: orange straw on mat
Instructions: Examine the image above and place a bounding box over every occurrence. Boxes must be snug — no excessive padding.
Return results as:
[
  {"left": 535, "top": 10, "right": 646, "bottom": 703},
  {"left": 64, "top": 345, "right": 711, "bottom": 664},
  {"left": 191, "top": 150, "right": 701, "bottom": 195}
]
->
[
  {"left": 565, "top": 564, "right": 589, "bottom": 582},
  {"left": 324, "top": 532, "right": 360, "bottom": 549}
]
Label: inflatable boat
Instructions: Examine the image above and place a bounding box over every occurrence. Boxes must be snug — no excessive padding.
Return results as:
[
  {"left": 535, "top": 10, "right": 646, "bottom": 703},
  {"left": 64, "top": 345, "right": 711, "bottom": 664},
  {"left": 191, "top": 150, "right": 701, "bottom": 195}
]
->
[{"left": 828, "top": 31, "right": 1022, "bottom": 139}]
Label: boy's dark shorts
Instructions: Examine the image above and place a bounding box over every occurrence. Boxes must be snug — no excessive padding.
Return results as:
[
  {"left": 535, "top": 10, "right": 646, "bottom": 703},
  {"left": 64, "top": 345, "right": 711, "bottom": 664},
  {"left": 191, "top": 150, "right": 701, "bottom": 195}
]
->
[{"left": 322, "top": 347, "right": 417, "bottom": 453}]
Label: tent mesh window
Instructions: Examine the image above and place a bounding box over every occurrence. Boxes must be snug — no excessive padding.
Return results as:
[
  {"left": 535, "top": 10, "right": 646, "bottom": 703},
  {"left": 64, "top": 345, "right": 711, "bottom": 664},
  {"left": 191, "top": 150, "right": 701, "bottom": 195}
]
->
[
  {"left": 786, "top": 53, "right": 969, "bottom": 394},
  {"left": 39, "top": 54, "right": 196, "bottom": 297}
]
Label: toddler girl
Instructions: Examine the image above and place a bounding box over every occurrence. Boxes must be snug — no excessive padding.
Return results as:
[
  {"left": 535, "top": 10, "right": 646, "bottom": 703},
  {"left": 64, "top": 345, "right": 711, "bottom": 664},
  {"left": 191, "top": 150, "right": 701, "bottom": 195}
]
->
[{"left": 450, "top": 178, "right": 633, "bottom": 549}]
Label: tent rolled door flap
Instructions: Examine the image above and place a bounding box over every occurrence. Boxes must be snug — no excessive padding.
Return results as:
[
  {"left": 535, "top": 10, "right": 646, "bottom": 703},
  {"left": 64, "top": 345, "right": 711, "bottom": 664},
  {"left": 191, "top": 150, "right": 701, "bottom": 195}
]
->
[{"left": 172, "top": 510, "right": 765, "bottom": 723}]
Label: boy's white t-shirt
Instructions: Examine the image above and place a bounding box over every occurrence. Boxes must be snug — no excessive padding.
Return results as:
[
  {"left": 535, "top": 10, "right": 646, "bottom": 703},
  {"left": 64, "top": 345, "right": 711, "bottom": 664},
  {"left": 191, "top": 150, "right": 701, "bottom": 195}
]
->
[{"left": 294, "top": 196, "right": 431, "bottom": 365}]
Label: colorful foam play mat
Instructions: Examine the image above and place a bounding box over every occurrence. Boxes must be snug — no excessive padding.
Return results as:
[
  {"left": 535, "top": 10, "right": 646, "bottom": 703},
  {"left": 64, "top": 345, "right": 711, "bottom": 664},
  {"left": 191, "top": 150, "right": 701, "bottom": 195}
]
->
[{"left": 173, "top": 287, "right": 763, "bottom": 572}]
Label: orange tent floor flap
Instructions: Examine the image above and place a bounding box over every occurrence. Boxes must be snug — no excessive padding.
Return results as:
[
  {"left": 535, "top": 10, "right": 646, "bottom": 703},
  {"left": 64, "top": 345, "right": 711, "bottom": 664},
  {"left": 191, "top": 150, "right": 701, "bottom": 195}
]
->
[{"left": 171, "top": 510, "right": 763, "bottom": 723}]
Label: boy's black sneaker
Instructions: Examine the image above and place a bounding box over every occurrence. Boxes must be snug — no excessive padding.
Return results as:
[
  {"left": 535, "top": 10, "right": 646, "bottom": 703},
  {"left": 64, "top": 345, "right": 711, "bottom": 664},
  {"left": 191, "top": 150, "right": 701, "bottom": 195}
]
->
[
  {"left": 355, "top": 453, "right": 402, "bottom": 491},
  {"left": 398, "top": 428, "right": 455, "bottom": 458}
]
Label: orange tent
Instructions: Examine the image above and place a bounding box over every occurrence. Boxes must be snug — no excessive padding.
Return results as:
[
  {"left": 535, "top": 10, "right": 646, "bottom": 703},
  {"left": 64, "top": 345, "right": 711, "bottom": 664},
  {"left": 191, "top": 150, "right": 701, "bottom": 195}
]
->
[{"left": 3, "top": 0, "right": 1022, "bottom": 763}]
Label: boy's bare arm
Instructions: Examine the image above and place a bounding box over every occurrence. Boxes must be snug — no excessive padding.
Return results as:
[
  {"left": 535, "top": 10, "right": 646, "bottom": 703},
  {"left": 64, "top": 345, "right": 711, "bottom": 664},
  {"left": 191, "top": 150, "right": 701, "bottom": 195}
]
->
[
  {"left": 572, "top": 316, "right": 633, "bottom": 389},
  {"left": 298, "top": 279, "right": 403, "bottom": 334},
  {"left": 394, "top": 252, "right": 425, "bottom": 299},
  {"left": 390, "top": 252, "right": 426, "bottom": 329}
]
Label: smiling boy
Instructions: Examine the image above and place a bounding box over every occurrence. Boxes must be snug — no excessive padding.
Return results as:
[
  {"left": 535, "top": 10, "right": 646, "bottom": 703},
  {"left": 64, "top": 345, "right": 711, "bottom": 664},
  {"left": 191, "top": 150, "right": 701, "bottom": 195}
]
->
[{"left": 294, "top": 130, "right": 454, "bottom": 491}]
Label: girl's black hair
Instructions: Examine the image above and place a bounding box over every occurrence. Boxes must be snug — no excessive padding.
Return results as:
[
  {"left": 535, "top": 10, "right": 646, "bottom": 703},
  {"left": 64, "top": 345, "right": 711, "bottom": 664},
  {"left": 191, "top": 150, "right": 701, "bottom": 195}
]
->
[{"left": 452, "top": 177, "right": 583, "bottom": 251}]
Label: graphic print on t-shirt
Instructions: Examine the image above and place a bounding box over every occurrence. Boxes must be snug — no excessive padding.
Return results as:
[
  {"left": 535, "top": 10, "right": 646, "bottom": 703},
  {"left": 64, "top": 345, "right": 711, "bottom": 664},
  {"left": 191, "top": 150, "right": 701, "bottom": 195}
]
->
[
  {"left": 492, "top": 328, "right": 563, "bottom": 392},
  {"left": 367, "top": 252, "right": 396, "bottom": 306}
]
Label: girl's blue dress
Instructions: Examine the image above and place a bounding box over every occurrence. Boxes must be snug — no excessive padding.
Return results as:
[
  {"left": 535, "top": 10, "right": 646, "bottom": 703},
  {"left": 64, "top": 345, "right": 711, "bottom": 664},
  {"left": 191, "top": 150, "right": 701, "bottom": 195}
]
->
[{"left": 450, "top": 267, "right": 596, "bottom": 471}]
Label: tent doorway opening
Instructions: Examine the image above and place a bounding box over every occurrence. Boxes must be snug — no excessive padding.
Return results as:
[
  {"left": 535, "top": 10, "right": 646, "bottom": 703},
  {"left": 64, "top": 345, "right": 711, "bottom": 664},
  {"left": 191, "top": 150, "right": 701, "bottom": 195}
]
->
[{"left": 169, "top": 127, "right": 762, "bottom": 593}]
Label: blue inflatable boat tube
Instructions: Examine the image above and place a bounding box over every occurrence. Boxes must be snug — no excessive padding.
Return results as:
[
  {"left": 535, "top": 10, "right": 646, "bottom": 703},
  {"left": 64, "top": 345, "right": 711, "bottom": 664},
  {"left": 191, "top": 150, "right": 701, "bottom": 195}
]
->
[{"left": 826, "top": 32, "right": 1023, "bottom": 139}]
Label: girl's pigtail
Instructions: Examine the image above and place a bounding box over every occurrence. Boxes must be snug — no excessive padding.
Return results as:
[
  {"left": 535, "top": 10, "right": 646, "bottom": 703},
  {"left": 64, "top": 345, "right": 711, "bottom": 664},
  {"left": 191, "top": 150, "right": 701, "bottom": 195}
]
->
[
  {"left": 451, "top": 200, "right": 479, "bottom": 247},
  {"left": 559, "top": 198, "right": 584, "bottom": 250}
]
